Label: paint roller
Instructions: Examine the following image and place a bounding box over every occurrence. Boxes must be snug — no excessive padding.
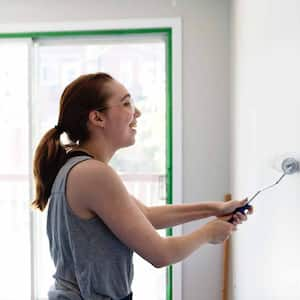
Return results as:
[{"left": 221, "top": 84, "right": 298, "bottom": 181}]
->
[{"left": 228, "top": 157, "right": 300, "bottom": 223}]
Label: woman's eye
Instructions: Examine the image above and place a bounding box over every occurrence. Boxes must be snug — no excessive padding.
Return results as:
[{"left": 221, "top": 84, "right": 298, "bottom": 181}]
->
[{"left": 124, "top": 102, "right": 131, "bottom": 106}]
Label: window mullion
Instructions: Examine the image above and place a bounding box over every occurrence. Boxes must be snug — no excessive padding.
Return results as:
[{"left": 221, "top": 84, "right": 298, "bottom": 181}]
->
[{"left": 28, "top": 38, "right": 38, "bottom": 300}]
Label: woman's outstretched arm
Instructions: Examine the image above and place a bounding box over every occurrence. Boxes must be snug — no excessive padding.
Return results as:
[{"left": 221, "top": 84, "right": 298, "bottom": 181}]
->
[{"left": 131, "top": 195, "right": 252, "bottom": 229}]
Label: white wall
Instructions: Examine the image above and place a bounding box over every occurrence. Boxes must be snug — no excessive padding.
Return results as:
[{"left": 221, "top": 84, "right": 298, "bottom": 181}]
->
[
  {"left": 0, "top": 1, "right": 231, "bottom": 300},
  {"left": 230, "top": 0, "right": 300, "bottom": 299}
]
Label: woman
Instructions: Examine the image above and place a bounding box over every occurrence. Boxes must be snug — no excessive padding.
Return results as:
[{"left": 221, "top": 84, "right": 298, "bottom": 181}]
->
[{"left": 32, "top": 72, "right": 252, "bottom": 300}]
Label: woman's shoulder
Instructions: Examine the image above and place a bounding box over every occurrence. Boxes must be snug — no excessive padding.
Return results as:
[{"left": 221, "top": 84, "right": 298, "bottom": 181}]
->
[
  {"left": 66, "top": 159, "right": 121, "bottom": 219},
  {"left": 68, "top": 158, "right": 121, "bottom": 190}
]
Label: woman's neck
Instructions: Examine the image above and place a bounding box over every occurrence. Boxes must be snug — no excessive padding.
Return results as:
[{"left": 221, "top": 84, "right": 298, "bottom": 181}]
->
[{"left": 74, "top": 142, "right": 115, "bottom": 164}]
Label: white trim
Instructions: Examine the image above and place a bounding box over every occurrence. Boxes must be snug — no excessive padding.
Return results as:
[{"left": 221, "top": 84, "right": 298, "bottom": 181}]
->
[
  {"left": 0, "top": 18, "right": 183, "bottom": 300},
  {"left": 26, "top": 38, "right": 37, "bottom": 300},
  {"left": 169, "top": 18, "right": 183, "bottom": 300},
  {"left": 0, "top": 18, "right": 180, "bottom": 33},
  {"left": 30, "top": 41, "right": 41, "bottom": 300}
]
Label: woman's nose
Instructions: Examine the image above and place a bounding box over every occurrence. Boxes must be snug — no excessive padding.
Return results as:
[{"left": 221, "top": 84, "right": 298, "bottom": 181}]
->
[{"left": 134, "top": 107, "right": 141, "bottom": 118}]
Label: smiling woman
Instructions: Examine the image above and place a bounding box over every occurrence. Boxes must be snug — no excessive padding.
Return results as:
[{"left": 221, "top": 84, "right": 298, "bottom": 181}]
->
[
  {"left": 31, "top": 71, "right": 251, "bottom": 300},
  {"left": 32, "top": 72, "right": 139, "bottom": 300}
]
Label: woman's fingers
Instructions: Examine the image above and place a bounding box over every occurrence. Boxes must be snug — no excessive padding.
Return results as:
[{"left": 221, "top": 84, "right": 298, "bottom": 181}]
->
[
  {"left": 238, "top": 212, "right": 247, "bottom": 221},
  {"left": 233, "top": 212, "right": 247, "bottom": 224},
  {"left": 247, "top": 205, "right": 254, "bottom": 214}
]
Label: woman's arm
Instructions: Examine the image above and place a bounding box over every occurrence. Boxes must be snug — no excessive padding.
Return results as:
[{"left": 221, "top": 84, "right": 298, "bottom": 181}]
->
[
  {"left": 70, "top": 160, "right": 237, "bottom": 268},
  {"left": 131, "top": 195, "right": 220, "bottom": 229},
  {"left": 131, "top": 196, "right": 251, "bottom": 229}
]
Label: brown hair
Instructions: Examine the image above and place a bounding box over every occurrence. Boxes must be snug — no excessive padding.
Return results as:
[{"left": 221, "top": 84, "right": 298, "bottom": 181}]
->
[{"left": 32, "top": 72, "right": 114, "bottom": 211}]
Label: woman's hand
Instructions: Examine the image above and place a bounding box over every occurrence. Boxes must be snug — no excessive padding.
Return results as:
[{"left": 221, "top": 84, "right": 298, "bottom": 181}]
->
[
  {"left": 203, "top": 219, "right": 237, "bottom": 244},
  {"left": 215, "top": 199, "right": 254, "bottom": 225}
]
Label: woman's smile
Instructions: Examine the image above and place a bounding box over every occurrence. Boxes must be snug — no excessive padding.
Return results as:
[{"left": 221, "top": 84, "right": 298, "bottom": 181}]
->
[{"left": 129, "top": 121, "right": 137, "bottom": 132}]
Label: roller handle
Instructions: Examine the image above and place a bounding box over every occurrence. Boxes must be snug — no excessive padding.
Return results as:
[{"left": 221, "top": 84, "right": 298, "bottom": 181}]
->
[{"left": 228, "top": 204, "right": 252, "bottom": 224}]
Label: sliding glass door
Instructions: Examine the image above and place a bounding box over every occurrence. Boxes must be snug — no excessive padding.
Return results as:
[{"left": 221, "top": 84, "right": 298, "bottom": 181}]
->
[{"left": 0, "top": 30, "right": 172, "bottom": 300}]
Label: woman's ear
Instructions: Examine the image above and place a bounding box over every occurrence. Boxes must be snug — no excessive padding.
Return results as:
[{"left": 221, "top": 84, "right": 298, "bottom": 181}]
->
[{"left": 88, "top": 110, "right": 106, "bottom": 128}]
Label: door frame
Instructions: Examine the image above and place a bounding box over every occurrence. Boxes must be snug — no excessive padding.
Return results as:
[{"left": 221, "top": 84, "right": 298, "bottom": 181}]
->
[{"left": 0, "top": 17, "right": 183, "bottom": 300}]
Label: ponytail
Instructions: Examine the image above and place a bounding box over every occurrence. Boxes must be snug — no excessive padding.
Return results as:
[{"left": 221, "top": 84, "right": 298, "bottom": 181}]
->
[{"left": 32, "top": 127, "right": 67, "bottom": 211}]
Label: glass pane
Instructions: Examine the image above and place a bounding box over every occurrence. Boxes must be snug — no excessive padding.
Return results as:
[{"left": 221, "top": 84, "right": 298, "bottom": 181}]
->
[
  {"left": 0, "top": 42, "right": 30, "bottom": 174},
  {"left": 34, "top": 36, "right": 167, "bottom": 300},
  {"left": 0, "top": 42, "right": 31, "bottom": 300}
]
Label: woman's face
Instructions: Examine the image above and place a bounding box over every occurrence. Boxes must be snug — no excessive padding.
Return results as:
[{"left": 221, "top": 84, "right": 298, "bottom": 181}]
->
[{"left": 102, "top": 80, "right": 141, "bottom": 149}]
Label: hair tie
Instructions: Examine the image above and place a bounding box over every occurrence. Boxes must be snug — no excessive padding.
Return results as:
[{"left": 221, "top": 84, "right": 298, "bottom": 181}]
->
[{"left": 54, "top": 124, "right": 64, "bottom": 134}]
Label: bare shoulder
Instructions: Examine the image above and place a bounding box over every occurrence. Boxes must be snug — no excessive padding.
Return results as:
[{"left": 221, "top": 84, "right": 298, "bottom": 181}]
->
[
  {"left": 69, "top": 158, "right": 111, "bottom": 174},
  {"left": 68, "top": 158, "right": 124, "bottom": 196},
  {"left": 69, "top": 158, "right": 121, "bottom": 182},
  {"left": 66, "top": 159, "right": 122, "bottom": 218}
]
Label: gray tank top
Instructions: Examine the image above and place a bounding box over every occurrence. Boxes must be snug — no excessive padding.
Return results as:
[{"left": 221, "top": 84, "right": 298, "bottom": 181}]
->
[{"left": 47, "top": 155, "right": 134, "bottom": 300}]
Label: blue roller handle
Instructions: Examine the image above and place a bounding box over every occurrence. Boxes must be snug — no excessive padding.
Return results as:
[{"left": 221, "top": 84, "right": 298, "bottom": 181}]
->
[{"left": 228, "top": 203, "right": 252, "bottom": 224}]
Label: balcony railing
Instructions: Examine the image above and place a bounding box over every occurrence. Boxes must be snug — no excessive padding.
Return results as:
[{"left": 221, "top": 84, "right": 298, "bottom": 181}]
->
[{"left": 120, "top": 173, "right": 166, "bottom": 205}]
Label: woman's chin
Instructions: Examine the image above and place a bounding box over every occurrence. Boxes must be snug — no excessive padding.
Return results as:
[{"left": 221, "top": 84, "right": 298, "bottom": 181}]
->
[
  {"left": 119, "top": 136, "right": 136, "bottom": 149},
  {"left": 128, "top": 130, "right": 137, "bottom": 144},
  {"left": 127, "top": 137, "right": 136, "bottom": 147}
]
